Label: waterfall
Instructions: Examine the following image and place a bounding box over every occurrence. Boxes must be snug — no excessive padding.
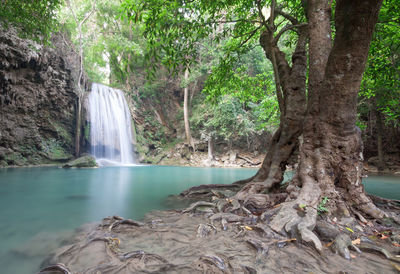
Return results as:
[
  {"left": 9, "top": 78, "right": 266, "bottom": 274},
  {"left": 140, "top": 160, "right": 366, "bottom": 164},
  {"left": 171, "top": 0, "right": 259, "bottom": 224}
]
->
[{"left": 88, "top": 83, "right": 135, "bottom": 165}]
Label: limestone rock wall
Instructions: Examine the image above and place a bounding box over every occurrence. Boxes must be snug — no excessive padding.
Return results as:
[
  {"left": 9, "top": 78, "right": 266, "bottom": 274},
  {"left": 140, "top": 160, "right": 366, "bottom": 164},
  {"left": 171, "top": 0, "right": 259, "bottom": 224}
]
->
[{"left": 0, "top": 25, "right": 83, "bottom": 166}]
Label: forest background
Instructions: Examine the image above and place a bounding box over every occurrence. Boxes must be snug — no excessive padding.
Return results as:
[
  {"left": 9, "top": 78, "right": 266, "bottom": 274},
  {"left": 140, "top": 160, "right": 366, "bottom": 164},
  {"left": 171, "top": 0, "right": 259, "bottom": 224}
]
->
[{"left": 1, "top": 0, "right": 399, "bottom": 171}]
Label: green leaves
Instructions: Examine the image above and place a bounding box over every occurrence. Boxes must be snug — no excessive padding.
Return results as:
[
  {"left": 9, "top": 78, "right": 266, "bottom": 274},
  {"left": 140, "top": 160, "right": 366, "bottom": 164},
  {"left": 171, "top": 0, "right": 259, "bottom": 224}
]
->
[
  {"left": 317, "top": 196, "right": 329, "bottom": 215},
  {"left": 0, "top": 0, "right": 62, "bottom": 42},
  {"left": 191, "top": 95, "right": 258, "bottom": 143},
  {"left": 360, "top": 0, "right": 400, "bottom": 127}
]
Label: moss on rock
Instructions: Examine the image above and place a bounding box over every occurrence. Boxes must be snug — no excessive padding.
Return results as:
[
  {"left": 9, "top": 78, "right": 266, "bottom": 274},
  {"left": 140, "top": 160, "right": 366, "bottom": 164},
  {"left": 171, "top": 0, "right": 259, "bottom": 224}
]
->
[{"left": 63, "top": 155, "right": 97, "bottom": 168}]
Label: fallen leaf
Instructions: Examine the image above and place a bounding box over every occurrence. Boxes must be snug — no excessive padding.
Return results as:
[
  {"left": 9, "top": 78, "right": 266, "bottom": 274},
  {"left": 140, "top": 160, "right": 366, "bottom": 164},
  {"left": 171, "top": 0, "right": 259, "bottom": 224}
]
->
[
  {"left": 244, "top": 226, "right": 253, "bottom": 231},
  {"left": 381, "top": 235, "right": 389, "bottom": 240},
  {"left": 345, "top": 227, "right": 354, "bottom": 233},
  {"left": 351, "top": 238, "right": 361, "bottom": 245},
  {"left": 392, "top": 243, "right": 400, "bottom": 247},
  {"left": 325, "top": 241, "right": 333, "bottom": 247},
  {"left": 277, "top": 238, "right": 296, "bottom": 243},
  {"left": 299, "top": 204, "right": 307, "bottom": 209},
  {"left": 111, "top": 238, "right": 120, "bottom": 245},
  {"left": 273, "top": 203, "right": 281, "bottom": 208},
  {"left": 391, "top": 262, "right": 400, "bottom": 272},
  {"left": 350, "top": 254, "right": 356, "bottom": 259},
  {"left": 357, "top": 221, "right": 365, "bottom": 227}
]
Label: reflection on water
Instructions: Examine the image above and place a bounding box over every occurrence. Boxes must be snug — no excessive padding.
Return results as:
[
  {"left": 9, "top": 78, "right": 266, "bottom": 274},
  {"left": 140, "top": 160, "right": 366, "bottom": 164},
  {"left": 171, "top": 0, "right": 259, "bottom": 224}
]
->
[
  {"left": 363, "top": 174, "right": 400, "bottom": 200},
  {"left": 0, "top": 166, "right": 398, "bottom": 273},
  {"left": 0, "top": 166, "right": 256, "bottom": 273}
]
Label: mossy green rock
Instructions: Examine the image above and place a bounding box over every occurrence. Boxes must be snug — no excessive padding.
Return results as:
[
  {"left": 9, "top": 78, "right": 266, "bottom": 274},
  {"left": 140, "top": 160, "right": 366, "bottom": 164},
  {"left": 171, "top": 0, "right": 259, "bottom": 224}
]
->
[{"left": 63, "top": 156, "right": 97, "bottom": 168}]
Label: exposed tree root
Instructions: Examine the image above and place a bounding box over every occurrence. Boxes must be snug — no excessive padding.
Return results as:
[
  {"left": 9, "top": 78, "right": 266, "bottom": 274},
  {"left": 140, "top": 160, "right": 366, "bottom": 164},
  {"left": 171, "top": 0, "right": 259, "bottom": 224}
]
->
[
  {"left": 237, "top": 155, "right": 261, "bottom": 166},
  {"left": 331, "top": 234, "right": 362, "bottom": 260},
  {"left": 179, "top": 183, "right": 241, "bottom": 200},
  {"left": 108, "top": 218, "right": 144, "bottom": 231},
  {"left": 358, "top": 243, "right": 400, "bottom": 263},
  {"left": 182, "top": 201, "right": 216, "bottom": 213},
  {"left": 38, "top": 263, "right": 72, "bottom": 274},
  {"left": 40, "top": 205, "right": 400, "bottom": 273}
]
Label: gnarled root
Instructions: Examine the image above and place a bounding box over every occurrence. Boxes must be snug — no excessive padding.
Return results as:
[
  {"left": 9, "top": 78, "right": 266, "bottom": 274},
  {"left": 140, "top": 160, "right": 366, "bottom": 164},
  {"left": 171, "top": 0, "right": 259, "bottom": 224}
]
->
[
  {"left": 242, "top": 193, "right": 287, "bottom": 215},
  {"left": 38, "top": 263, "right": 72, "bottom": 274},
  {"left": 182, "top": 201, "right": 216, "bottom": 213},
  {"left": 180, "top": 184, "right": 240, "bottom": 199},
  {"left": 358, "top": 243, "right": 400, "bottom": 263},
  {"left": 331, "top": 234, "right": 361, "bottom": 260},
  {"left": 108, "top": 218, "right": 144, "bottom": 231},
  {"left": 269, "top": 201, "right": 322, "bottom": 252}
]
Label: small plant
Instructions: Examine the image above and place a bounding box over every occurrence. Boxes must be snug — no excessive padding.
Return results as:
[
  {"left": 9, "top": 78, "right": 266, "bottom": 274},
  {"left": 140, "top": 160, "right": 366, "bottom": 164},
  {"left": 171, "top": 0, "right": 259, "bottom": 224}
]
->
[{"left": 317, "top": 196, "right": 329, "bottom": 215}]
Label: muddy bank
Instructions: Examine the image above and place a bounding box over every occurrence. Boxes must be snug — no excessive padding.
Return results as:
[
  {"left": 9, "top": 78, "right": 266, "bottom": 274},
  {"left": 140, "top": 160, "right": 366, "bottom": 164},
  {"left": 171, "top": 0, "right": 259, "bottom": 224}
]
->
[{"left": 40, "top": 196, "right": 400, "bottom": 273}]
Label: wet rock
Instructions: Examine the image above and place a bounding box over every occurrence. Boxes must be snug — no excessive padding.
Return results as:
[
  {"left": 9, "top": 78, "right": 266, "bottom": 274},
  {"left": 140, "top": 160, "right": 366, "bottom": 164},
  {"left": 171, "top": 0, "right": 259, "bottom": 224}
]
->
[{"left": 62, "top": 155, "right": 97, "bottom": 168}]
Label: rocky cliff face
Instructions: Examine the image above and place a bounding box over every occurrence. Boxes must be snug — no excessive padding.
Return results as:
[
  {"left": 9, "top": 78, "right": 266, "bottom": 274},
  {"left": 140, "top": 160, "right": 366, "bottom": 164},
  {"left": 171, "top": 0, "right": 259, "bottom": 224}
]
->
[{"left": 0, "top": 25, "right": 82, "bottom": 166}]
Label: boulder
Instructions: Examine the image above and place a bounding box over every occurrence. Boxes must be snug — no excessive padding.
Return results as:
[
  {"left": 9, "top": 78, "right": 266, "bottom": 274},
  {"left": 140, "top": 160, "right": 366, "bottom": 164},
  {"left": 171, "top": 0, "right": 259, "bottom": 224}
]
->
[{"left": 63, "top": 155, "right": 97, "bottom": 168}]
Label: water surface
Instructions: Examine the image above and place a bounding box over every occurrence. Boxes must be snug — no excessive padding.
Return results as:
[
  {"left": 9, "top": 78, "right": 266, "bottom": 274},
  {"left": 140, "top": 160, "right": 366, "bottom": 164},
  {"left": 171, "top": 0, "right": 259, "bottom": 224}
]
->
[{"left": 0, "top": 166, "right": 398, "bottom": 273}]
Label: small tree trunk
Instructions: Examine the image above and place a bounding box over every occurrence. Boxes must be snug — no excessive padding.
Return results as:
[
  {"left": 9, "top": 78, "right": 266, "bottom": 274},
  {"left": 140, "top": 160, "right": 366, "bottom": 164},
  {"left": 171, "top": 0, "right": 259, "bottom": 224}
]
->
[
  {"left": 183, "top": 67, "right": 194, "bottom": 150},
  {"left": 376, "top": 108, "right": 385, "bottom": 171},
  {"left": 374, "top": 96, "right": 385, "bottom": 171},
  {"left": 208, "top": 135, "right": 214, "bottom": 160},
  {"left": 75, "top": 96, "right": 82, "bottom": 157},
  {"left": 67, "top": 0, "right": 95, "bottom": 157}
]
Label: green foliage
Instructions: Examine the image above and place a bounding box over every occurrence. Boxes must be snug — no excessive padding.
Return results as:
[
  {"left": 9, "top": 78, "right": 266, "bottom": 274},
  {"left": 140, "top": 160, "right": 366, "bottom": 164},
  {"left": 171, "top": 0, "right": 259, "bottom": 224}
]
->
[
  {"left": 0, "top": 0, "right": 61, "bottom": 42},
  {"left": 121, "top": 0, "right": 305, "bottom": 136},
  {"left": 317, "top": 196, "right": 329, "bottom": 215},
  {"left": 360, "top": 1, "right": 400, "bottom": 127},
  {"left": 59, "top": 0, "right": 147, "bottom": 87},
  {"left": 191, "top": 95, "right": 260, "bottom": 146},
  {"left": 203, "top": 45, "right": 280, "bottom": 130}
]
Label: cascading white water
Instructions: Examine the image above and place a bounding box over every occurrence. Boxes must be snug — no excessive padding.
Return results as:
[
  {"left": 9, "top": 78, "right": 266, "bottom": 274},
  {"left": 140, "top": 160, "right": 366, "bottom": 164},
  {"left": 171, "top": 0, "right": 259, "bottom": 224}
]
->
[{"left": 88, "top": 83, "right": 135, "bottom": 165}]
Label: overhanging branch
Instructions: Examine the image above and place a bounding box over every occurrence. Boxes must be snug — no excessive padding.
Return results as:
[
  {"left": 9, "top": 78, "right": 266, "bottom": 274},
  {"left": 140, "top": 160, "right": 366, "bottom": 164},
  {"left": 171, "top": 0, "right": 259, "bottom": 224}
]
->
[{"left": 274, "top": 23, "right": 308, "bottom": 44}]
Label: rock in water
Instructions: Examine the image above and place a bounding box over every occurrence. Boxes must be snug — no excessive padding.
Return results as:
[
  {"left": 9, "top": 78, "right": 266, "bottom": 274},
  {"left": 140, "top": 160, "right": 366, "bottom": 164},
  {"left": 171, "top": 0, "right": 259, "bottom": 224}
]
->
[{"left": 63, "top": 155, "right": 97, "bottom": 168}]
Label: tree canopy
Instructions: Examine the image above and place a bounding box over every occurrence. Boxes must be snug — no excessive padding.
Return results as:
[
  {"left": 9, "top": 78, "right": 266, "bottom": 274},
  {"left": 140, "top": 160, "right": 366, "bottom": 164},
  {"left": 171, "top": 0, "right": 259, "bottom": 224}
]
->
[{"left": 0, "top": 0, "right": 62, "bottom": 42}]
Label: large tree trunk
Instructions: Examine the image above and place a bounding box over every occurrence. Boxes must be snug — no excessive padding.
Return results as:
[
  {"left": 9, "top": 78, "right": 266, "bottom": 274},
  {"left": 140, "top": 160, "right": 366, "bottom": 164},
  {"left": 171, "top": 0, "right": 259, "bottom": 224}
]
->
[
  {"left": 235, "top": 27, "right": 307, "bottom": 199},
  {"left": 269, "top": 0, "right": 384, "bottom": 251}
]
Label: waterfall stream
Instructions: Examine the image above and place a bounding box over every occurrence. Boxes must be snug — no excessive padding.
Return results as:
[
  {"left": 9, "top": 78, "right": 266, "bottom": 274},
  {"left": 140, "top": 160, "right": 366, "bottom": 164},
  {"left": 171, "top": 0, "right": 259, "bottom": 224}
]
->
[{"left": 88, "top": 83, "right": 135, "bottom": 165}]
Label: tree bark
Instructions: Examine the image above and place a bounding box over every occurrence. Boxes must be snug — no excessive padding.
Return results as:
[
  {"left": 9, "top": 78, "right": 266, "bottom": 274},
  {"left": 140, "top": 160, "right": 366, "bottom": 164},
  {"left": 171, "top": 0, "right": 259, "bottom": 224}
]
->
[{"left": 183, "top": 67, "right": 195, "bottom": 150}]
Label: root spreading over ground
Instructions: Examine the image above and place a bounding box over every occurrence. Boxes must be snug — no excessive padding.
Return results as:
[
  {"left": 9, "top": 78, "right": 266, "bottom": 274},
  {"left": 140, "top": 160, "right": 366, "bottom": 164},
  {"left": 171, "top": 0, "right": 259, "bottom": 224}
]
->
[{"left": 39, "top": 185, "right": 400, "bottom": 274}]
